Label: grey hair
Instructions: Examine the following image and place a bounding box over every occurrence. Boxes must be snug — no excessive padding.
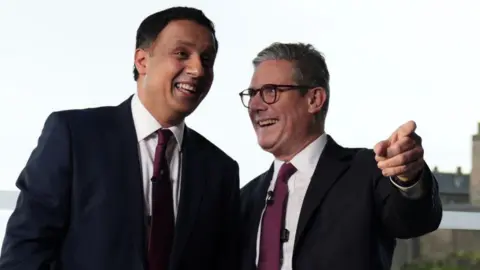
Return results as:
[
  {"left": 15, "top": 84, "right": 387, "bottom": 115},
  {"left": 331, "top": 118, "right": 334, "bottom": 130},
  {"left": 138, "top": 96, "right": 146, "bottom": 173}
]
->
[{"left": 252, "top": 42, "right": 330, "bottom": 120}]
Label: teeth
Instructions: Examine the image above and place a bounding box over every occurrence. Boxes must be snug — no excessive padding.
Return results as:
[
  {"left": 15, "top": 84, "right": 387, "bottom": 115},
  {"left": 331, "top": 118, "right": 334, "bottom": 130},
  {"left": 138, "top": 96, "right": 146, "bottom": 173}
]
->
[
  {"left": 258, "top": 119, "right": 278, "bottom": 126},
  {"left": 176, "top": 83, "right": 196, "bottom": 92}
]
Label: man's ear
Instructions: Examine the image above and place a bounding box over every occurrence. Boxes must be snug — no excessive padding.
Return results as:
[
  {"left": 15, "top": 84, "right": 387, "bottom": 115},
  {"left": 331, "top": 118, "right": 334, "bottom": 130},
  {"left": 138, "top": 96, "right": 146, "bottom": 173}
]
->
[
  {"left": 307, "top": 87, "right": 327, "bottom": 114},
  {"left": 134, "top": 48, "right": 148, "bottom": 77}
]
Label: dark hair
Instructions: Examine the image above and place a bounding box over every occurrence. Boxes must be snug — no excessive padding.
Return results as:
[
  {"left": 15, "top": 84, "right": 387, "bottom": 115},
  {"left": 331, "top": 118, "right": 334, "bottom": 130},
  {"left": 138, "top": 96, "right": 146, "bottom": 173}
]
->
[{"left": 133, "top": 6, "right": 219, "bottom": 81}]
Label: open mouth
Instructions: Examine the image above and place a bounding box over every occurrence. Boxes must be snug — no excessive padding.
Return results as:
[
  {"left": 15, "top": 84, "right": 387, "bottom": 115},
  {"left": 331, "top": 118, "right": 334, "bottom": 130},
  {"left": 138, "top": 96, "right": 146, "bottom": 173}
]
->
[
  {"left": 257, "top": 118, "right": 279, "bottom": 128},
  {"left": 174, "top": 82, "right": 198, "bottom": 97}
]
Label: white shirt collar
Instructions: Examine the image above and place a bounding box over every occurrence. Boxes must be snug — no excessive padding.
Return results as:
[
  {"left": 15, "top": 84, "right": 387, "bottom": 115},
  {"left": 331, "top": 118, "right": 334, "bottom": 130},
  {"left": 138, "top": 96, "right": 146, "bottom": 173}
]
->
[
  {"left": 130, "top": 94, "right": 185, "bottom": 145},
  {"left": 273, "top": 133, "right": 328, "bottom": 179}
]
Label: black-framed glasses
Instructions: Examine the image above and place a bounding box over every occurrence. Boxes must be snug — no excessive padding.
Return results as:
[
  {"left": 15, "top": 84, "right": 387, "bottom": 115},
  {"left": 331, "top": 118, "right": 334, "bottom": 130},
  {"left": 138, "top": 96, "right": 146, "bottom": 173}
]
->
[{"left": 238, "top": 84, "right": 314, "bottom": 108}]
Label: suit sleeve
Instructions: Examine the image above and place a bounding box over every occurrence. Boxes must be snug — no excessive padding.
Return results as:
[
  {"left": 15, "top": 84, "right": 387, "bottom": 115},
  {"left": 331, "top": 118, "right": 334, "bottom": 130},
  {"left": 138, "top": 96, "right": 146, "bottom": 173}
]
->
[
  {"left": 0, "top": 112, "right": 72, "bottom": 269},
  {"left": 217, "top": 160, "right": 241, "bottom": 270},
  {"left": 374, "top": 158, "right": 442, "bottom": 239}
]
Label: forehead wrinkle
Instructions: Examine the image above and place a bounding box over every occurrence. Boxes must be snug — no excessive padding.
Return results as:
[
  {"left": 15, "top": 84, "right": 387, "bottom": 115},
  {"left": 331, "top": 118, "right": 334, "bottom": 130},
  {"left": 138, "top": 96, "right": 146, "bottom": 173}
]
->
[
  {"left": 173, "top": 39, "right": 215, "bottom": 54},
  {"left": 251, "top": 69, "right": 295, "bottom": 88}
]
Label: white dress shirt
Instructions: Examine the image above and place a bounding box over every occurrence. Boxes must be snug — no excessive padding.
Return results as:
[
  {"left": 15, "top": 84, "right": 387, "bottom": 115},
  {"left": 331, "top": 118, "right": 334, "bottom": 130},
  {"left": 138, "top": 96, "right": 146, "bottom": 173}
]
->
[
  {"left": 255, "top": 133, "right": 424, "bottom": 270},
  {"left": 130, "top": 94, "right": 184, "bottom": 219}
]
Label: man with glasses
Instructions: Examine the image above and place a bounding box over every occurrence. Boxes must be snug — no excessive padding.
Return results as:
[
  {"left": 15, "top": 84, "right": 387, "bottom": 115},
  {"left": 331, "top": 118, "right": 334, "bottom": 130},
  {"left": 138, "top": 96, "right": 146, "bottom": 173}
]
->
[{"left": 238, "top": 42, "right": 442, "bottom": 270}]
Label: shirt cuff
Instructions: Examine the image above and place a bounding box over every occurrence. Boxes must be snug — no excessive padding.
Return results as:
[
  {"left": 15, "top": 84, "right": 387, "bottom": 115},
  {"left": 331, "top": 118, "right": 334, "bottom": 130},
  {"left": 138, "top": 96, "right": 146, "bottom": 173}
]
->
[{"left": 390, "top": 176, "right": 424, "bottom": 199}]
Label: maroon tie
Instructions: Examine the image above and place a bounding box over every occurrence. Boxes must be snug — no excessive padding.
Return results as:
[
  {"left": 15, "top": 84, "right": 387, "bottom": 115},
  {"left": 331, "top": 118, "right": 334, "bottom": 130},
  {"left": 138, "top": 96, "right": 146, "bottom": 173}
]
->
[
  {"left": 148, "top": 129, "right": 174, "bottom": 270},
  {"left": 258, "top": 163, "right": 297, "bottom": 270}
]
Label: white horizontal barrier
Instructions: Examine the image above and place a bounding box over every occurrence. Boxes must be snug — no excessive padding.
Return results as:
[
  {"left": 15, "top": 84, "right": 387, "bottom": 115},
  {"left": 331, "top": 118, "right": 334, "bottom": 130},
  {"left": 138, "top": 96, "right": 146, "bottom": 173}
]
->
[
  {"left": 1, "top": 190, "right": 480, "bottom": 230},
  {"left": 440, "top": 211, "right": 480, "bottom": 230}
]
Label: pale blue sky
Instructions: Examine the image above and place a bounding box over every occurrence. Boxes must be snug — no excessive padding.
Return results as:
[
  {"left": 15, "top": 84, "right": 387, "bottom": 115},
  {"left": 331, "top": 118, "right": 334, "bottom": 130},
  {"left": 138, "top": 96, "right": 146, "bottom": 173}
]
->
[{"left": 1, "top": 0, "right": 479, "bottom": 194}]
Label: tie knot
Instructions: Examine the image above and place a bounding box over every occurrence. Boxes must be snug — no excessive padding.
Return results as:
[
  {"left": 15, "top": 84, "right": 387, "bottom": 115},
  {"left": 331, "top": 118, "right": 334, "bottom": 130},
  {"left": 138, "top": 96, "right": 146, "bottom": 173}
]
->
[
  {"left": 277, "top": 162, "right": 297, "bottom": 183},
  {"left": 157, "top": 129, "right": 173, "bottom": 146}
]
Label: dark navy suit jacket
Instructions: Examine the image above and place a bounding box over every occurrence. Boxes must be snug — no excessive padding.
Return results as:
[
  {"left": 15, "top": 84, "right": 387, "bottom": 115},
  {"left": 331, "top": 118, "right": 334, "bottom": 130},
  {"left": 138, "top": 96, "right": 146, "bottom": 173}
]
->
[{"left": 0, "top": 97, "right": 240, "bottom": 270}]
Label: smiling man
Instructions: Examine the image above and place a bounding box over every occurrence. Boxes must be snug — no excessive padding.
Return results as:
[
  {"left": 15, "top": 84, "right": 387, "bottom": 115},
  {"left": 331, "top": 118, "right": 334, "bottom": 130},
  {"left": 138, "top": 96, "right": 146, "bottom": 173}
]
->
[
  {"left": 238, "top": 42, "right": 442, "bottom": 270},
  {"left": 0, "top": 7, "right": 240, "bottom": 270}
]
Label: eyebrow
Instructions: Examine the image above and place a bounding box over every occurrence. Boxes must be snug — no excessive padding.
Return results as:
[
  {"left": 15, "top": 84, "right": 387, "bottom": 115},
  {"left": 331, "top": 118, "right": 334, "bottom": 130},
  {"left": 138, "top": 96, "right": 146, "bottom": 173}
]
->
[{"left": 174, "top": 40, "right": 196, "bottom": 47}]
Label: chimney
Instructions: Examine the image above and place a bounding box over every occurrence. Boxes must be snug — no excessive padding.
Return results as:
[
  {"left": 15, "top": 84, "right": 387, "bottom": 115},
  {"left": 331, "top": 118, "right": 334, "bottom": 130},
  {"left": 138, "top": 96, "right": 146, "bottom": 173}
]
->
[
  {"left": 470, "top": 122, "right": 480, "bottom": 205},
  {"left": 457, "top": 166, "right": 462, "bottom": 175},
  {"left": 433, "top": 166, "right": 439, "bottom": 173}
]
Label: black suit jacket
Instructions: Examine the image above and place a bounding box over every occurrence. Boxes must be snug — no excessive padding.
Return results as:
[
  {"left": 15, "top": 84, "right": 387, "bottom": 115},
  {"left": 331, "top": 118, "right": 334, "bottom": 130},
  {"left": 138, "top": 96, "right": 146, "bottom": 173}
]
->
[
  {"left": 240, "top": 135, "right": 442, "bottom": 270},
  {"left": 0, "top": 97, "right": 240, "bottom": 270}
]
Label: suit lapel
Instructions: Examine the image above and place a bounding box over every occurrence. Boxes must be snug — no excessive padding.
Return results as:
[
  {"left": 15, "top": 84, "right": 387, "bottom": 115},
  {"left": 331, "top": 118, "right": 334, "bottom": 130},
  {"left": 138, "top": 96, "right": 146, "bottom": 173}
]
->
[
  {"left": 170, "top": 127, "right": 206, "bottom": 268},
  {"left": 247, "top": 165, "right": 274, "bottom": 263},
  {"left": 294, "top": 136, "right": 351, "bottom": 249},
  {"left": 115, "top": 96, "right": 147, "bottom": 269}
]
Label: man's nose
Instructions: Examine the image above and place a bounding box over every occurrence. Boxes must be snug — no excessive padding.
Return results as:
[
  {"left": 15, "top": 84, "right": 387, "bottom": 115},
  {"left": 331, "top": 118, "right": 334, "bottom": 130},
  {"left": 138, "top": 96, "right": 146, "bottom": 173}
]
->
[
  {"left": 186, "top": 55, "right": 204, "bottom": 77},
  {"left": 248, "top": 91, "right": 267, "bottom": 112}
]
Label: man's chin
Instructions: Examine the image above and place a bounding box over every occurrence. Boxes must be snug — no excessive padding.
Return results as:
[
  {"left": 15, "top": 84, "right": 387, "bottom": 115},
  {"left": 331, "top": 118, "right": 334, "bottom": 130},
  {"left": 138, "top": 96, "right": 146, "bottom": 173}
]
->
[
  {"left": 171, "top": 97, "right": 203, "bottom": 114},
  {"left": 173, "top": 105, "right": 197, "bottom": 118},
  {"left": 257, "top": 138, "right": 277, "bottom": 153}
]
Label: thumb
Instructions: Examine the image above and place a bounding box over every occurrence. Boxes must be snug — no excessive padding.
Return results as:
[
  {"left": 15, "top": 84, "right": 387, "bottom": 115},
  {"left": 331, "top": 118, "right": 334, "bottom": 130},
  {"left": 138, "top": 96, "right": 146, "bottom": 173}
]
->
[
  {"left": 374, "top": 140, "right": 390, "bottom": 157},
  {"left": 396, "top": 120, "right": 417, "bottom": 138}
]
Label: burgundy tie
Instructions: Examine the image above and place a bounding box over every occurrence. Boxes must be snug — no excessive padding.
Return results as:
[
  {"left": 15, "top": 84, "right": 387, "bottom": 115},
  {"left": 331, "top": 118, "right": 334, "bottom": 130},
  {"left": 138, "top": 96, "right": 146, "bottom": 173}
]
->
[
  {"left": 148, "top": 129, "right": 174, "bottom": 270},
  {"left": 258, "top": 163, "right": 297, "bottom": 270}
]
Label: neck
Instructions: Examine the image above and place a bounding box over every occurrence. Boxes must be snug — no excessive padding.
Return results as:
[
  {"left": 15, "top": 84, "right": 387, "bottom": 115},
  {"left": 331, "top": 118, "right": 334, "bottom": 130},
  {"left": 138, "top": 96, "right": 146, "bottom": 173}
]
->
[
  {"left": 137, "top": 86, "right": 183, "bottom": 128},
  {"left": 274, "top": 129, "right": 325, "bottom": 162}
]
